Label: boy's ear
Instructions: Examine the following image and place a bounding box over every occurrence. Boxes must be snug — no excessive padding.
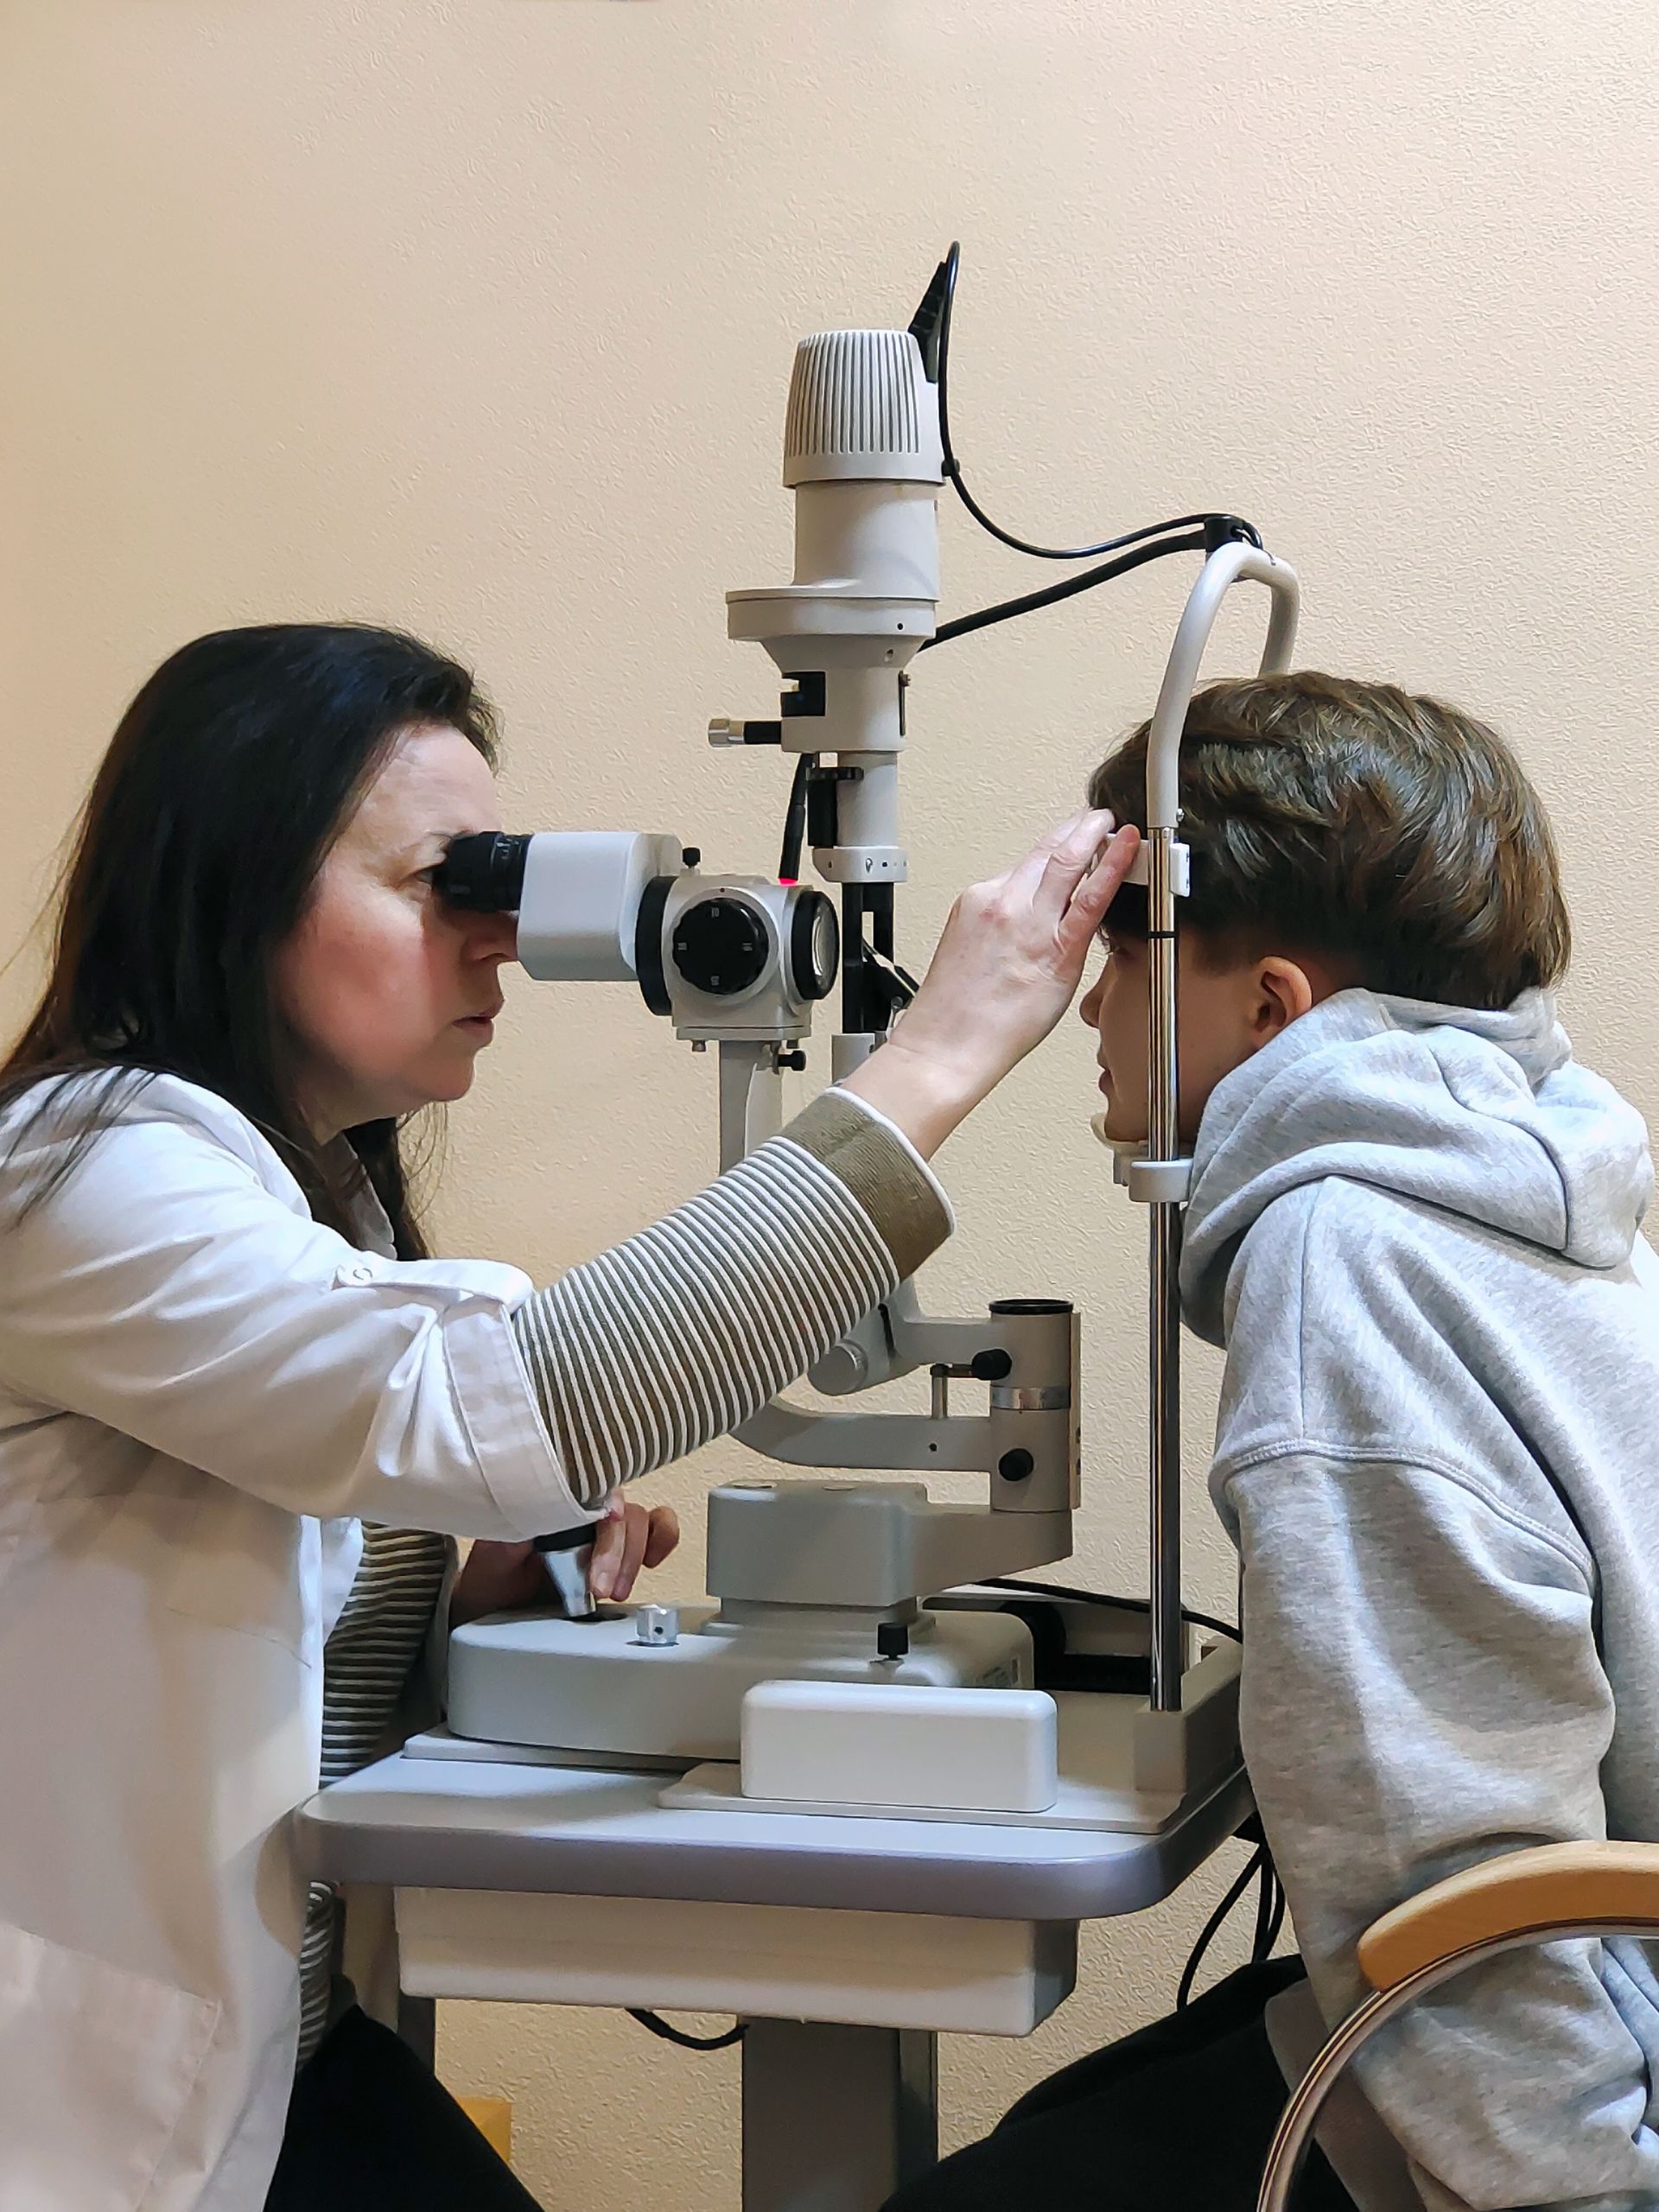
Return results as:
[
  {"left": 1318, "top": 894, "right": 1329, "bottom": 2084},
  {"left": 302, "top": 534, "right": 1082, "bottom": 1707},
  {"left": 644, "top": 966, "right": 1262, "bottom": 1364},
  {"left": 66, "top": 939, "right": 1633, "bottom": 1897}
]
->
[{"left": 1250, "top": 956, "right": 1316, "bottom": 1046}]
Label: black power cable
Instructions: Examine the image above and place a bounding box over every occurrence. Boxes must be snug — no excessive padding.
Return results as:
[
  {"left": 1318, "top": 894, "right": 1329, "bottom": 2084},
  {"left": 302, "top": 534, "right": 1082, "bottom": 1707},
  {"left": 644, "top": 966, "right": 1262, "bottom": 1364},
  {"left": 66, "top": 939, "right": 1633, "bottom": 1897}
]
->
[
  {"left": 910, "top": 241, "right": 1260, "bottom": 652},
  {"left": 778, "top": 753, "right": 812, "bottom": 883},
  {"left": 922, "top": 530, "right": 1208, "bottom": 652},
  {"left": 1261, "top": 1863, "right": 1287, "bottom": 1958},
  {"left": 629, "top": 2008, "right": 745, "bottom": 2052},
  {"left": 922, "top": 240, "right": 1255, "bottom": 568},
  {"left": 983, "top": 1574, "right": 1241, "bottom": 1647},
  {"left": 1178, "top": 1846, "right": 1266, "bottom": 2012},
  {"left": 1253, "top": 1849, "right": 1281, "bottom": 1962}
]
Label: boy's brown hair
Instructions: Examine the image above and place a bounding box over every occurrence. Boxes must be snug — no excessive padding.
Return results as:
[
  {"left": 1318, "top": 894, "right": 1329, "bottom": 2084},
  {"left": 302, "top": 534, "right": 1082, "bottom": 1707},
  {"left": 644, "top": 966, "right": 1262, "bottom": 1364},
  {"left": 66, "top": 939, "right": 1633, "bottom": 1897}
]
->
[{"left": 1089, "top": 671, "right": 1570, "bottom": 1010}]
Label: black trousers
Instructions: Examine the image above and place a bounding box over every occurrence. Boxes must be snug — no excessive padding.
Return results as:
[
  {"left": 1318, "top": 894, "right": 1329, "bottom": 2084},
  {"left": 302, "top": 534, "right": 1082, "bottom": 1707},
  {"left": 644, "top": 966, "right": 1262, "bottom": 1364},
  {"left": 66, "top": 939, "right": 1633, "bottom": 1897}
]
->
[
  {"left": 883, "top": 1958, "right": 1357, "bottom": 2212},
  {"left": 264, "top": 2005, "right": 543, "bottom": 2211}
]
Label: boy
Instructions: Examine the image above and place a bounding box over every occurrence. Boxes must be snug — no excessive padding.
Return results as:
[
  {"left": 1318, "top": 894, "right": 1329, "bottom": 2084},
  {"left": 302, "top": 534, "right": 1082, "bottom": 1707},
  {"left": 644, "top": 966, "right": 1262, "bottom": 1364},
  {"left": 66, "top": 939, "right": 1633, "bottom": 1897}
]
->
[{"left": 895, "top": 673, "right": 1659, "bottom": 2212}]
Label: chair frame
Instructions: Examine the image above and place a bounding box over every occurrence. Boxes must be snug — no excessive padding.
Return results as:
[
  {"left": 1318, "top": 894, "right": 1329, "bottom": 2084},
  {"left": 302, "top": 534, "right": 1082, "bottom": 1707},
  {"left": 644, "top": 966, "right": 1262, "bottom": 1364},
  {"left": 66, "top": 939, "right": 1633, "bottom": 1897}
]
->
[{"left": 1257, "top": 1840, "right": 1659, "bottom": 2207}]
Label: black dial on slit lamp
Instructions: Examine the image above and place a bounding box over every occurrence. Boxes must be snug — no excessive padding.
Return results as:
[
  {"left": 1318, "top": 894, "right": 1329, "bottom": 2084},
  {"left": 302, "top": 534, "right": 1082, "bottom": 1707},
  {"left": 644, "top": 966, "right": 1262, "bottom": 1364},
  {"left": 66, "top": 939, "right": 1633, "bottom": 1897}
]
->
[
  {"left": 671, "top": 895, "right": 770, "bottom": 997},
  {"left": 789, "top": 889, "right": 839, "bottom": 1002}
]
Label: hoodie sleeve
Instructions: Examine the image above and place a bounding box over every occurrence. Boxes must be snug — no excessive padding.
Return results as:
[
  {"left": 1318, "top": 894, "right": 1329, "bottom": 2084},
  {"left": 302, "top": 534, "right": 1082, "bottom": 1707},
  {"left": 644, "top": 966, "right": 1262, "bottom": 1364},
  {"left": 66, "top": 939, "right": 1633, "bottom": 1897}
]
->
[{"left": 1221, "top": 1445, "right": 1659, "bottom": 2211}]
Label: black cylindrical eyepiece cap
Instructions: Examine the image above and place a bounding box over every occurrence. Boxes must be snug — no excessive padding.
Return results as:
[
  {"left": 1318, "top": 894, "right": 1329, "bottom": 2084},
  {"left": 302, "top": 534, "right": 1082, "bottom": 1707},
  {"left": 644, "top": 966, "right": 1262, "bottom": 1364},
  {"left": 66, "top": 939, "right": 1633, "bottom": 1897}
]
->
[{"left": 433, "top": 831, "right": 533, "bottom": 912}]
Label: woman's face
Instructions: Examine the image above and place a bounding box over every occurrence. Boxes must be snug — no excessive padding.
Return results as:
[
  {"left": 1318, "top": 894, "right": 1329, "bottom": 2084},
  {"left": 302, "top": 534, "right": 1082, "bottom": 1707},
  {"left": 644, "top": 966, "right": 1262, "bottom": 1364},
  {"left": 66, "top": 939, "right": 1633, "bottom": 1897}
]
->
[{"left": 275, "top": 722, "right": 518, "bottom": 1138}]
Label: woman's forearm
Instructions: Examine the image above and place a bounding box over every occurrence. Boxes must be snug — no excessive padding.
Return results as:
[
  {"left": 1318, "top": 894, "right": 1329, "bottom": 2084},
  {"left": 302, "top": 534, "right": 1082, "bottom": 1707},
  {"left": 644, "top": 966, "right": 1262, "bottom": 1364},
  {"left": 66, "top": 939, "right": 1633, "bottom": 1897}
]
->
[
  {"left": 508, "top": 1090, "right": 949, "bottom": 1507},
  {"left": 507, "top": 814, "right": 1135, "bottom": 1508}
]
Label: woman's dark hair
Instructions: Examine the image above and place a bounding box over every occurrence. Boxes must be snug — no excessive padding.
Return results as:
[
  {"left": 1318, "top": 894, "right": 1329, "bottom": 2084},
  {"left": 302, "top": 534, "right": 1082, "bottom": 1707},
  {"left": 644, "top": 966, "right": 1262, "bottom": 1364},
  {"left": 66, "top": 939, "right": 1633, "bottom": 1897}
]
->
[{"left": 0, "top": 623, "right": 498, "bottom": 1254}]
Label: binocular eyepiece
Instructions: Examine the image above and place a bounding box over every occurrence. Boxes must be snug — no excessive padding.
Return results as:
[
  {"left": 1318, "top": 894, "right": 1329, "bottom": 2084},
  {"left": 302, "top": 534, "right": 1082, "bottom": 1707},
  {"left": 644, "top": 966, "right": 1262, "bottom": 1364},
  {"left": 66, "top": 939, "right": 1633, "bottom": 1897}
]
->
[
  {"left": 431, "top": 831, "right": 533, "bottom": 913},
  {"left": 427, "top": 830, "right": 838, "bottom": 1043}
]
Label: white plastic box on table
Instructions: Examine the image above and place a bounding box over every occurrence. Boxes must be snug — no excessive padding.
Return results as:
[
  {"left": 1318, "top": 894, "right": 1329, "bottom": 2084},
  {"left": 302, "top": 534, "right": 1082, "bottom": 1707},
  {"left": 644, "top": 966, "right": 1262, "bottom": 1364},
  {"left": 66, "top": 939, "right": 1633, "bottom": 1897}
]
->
[{"left": 741, "top": 1681, "right": 1058, "bottom": 1814}]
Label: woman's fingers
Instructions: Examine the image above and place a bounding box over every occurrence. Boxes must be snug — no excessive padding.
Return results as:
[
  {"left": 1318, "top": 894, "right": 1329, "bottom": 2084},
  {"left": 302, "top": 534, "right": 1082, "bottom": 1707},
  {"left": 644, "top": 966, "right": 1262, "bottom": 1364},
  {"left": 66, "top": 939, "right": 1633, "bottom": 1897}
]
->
[
  {"left": 1054, "top": 826, "right": 1140, "bottom": 967},
  {"left": 588, "top": 1500, "right": 679, "bottom": 1600},
  {"left": 586, "top": 1507, "right": 626, "bottom": 1600},
  {"left": 1028, "top": 810, "right": 1122, "bottom": 931},
  {"left": 643, "top": 1505, "right": 681, "bottom": 1570},
  {"left": 609, "top": 1505, "right": 652, "bottom": 1601},
  {"left": 1004, "top": 809, "right": 1112, "bottom": 903},
  {"left": 591, "top": 1500, "right": 651, "bottom": 1602}
]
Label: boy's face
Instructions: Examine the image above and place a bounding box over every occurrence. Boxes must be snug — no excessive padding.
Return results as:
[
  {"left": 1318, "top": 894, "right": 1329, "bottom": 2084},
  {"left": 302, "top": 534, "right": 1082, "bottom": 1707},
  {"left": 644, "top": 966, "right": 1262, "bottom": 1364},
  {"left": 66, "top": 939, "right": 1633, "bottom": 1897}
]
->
[{"left": 1081, "top": 931, "right": 1326, "bottom": 1146}]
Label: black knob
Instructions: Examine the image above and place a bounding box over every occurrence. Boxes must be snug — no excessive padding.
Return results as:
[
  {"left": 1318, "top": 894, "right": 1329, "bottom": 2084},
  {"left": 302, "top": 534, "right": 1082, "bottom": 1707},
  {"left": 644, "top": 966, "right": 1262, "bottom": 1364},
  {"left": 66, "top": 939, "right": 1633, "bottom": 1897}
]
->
[
  {"left": 998, "top": 1449, "right": 1035, "bottom": 1484},
  {"left": 970, "top": 1350, "right": 1013, "bottom": 1382},
  {"left": 876, "top": 1621, "right": 911, "bottom": 1662},
  {"left": 682, "top": 847, "right": 702, "bottom": 868},
  {"left": 778, "top": 1049, "right": 807, "bottom": 1071},
  {"left": 671, "top": 895, "right": 770, "bottom": 997}
]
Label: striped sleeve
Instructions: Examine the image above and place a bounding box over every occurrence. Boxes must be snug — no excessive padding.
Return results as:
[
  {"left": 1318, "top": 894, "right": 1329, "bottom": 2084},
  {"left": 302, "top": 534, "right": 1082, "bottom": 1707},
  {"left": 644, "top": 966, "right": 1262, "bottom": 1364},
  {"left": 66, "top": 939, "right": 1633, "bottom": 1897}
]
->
[
  {"left": 298, "top": 1522, "right": 449, "bottom": 2069},
  {"left": 510, "top": 1088, "right": 951, "bottom": 1509}
]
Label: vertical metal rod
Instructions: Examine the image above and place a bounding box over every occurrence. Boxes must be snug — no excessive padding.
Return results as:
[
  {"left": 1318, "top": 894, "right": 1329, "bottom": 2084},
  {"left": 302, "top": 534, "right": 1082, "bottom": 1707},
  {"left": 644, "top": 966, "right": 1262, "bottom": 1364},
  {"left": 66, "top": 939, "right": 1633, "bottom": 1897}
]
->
[
  {"left": 719, "top": 1042, "right": 773, "bottom": 1173},
  {"left": 870, "top": 881, "right": 895, "bottom": 961},
  {"left": 1147, "top": 827, "right": 1184, "bottom": 1712},
  {"left": 841, "top": 883, "right": 867, "bottom": 1035},
  {"left": 395, "top": 1992, "right": 436, "bottom": 2068}
]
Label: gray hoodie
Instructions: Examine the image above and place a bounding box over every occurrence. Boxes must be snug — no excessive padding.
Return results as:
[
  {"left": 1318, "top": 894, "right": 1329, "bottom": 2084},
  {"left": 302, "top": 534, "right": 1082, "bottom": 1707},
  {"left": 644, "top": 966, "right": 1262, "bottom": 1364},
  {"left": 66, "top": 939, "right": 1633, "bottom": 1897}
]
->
[{"left": 1185, "top": 988, "right": 1659, "bottom": 2211}]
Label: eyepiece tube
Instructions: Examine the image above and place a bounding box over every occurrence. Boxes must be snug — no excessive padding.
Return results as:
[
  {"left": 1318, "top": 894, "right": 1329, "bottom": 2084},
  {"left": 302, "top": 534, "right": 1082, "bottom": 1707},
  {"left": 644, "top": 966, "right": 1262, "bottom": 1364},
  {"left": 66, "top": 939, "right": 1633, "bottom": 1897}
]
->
[{"left": 433, "top": 832, "right": 533, "bottom": 912}]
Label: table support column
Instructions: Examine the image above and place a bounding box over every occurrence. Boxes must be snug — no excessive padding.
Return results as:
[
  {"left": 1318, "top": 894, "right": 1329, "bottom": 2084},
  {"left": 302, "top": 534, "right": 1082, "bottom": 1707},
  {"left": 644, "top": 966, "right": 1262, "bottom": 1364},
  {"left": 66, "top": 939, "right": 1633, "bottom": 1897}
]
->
[{"left": 742, "top": 2019, "right": 938, "bottom": 2211}]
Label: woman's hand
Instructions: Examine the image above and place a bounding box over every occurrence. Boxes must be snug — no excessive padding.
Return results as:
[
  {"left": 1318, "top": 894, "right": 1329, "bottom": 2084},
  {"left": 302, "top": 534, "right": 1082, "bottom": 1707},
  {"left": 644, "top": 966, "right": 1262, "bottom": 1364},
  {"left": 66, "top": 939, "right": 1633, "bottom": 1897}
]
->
[
  {"left": 448, "top": 1498, "right": 682, "bottom": 1624},
  {"left": 840, "top": 810, "right": 1139, "bottom": 1157},
  {"left": 587, "top": 1496, "right": 681, "bottom": 1601}
]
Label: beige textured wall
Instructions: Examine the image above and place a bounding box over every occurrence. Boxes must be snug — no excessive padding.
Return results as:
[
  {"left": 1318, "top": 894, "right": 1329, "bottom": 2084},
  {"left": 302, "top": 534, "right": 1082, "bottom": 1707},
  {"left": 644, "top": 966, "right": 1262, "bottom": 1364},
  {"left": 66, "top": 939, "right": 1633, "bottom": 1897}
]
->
[{"left": 6, "top": 1, "right": 1659, "bottom": 2202}]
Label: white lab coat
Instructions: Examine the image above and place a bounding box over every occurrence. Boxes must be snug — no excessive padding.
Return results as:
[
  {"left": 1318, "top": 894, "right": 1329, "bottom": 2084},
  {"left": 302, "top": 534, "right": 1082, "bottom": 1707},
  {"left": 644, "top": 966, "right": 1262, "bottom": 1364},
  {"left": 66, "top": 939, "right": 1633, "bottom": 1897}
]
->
[{"left": 0, "top": 1072, "right": 592, "bottom": 2211}]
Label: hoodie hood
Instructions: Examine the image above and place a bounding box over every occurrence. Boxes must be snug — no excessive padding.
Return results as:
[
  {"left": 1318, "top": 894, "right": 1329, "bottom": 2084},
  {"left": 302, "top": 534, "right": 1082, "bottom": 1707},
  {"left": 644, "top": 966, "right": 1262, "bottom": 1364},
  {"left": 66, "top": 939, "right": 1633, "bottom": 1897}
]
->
[{"left": 1180, "top": 988, "right": 1654, "bottom": 1344}]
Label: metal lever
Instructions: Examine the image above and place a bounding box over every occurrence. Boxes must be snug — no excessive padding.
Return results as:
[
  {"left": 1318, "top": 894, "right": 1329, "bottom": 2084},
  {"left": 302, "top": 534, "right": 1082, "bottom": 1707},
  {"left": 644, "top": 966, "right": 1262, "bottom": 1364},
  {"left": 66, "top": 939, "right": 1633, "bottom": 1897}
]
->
[{"left": 533, "top": 1523, "right": 599, "bottom": 1620}]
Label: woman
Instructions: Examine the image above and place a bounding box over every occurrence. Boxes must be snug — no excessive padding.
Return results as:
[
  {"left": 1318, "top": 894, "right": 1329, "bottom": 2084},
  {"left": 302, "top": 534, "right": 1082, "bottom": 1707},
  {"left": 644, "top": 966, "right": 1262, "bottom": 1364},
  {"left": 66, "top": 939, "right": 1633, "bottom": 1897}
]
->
[{"left": 0, "top": 623, "right": 1132, "bottom": 2212}]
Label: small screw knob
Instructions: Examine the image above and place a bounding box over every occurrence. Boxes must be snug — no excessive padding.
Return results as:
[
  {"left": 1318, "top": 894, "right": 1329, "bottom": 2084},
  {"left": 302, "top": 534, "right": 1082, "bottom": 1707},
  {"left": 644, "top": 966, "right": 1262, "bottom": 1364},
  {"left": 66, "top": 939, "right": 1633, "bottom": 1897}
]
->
[
  {"left": 778, "top": 1049, "right": 807, "bottom": 1071},
  {"left": 970, "top": 1349, "right": 1013, "bottom": 1382},
  {"left": 632, "top": 1604, "right": 680, "bottom": 1647},
  {"left": 998, "top": 1449, "right": 1035, "bottom": 1484},
  {"left": 682, "top": 847, "right": 702, "bottom": 868}
]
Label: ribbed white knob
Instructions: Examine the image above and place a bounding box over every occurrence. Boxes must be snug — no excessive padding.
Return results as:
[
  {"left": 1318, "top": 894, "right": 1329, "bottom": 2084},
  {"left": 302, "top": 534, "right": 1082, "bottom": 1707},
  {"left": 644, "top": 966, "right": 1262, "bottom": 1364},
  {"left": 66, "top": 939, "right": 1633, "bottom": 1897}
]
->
[{"left": 782, "top": 328, "right": 944, "bottom": 487}]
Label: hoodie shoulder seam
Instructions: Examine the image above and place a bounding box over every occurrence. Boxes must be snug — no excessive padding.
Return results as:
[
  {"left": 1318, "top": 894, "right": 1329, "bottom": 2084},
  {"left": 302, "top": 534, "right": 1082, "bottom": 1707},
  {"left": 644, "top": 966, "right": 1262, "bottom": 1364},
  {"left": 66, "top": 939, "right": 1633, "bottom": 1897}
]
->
[
  {"left": 1211, "top": 1436, "right": 1599, "bottom": 1591},
  {"left": 1294, "top": 1179, "right": 1325, "bottom": 1438}
]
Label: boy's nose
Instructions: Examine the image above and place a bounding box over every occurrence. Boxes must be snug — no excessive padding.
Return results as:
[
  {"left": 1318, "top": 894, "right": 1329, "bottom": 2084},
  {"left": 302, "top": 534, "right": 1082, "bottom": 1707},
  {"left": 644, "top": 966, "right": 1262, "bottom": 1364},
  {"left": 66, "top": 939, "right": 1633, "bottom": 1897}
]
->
[{"left": 1078, "top": 974, "right": 1105, "bottom": 1026}]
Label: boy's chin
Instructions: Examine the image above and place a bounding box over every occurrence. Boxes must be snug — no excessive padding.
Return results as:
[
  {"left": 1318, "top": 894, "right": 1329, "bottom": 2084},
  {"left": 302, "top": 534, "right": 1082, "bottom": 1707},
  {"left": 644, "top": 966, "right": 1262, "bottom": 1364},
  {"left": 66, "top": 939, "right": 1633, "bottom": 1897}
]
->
[{"left": 1094, "top": 1102, "right": 1148, "bottom": 1147}]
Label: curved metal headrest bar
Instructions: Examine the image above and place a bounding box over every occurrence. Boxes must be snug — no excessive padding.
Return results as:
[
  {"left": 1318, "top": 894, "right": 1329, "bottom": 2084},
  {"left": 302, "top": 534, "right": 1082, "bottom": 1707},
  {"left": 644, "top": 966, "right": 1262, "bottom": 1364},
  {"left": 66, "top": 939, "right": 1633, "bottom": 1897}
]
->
[{"left": 1143, "top": 543, "right": 1301, "bottom": 830}]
